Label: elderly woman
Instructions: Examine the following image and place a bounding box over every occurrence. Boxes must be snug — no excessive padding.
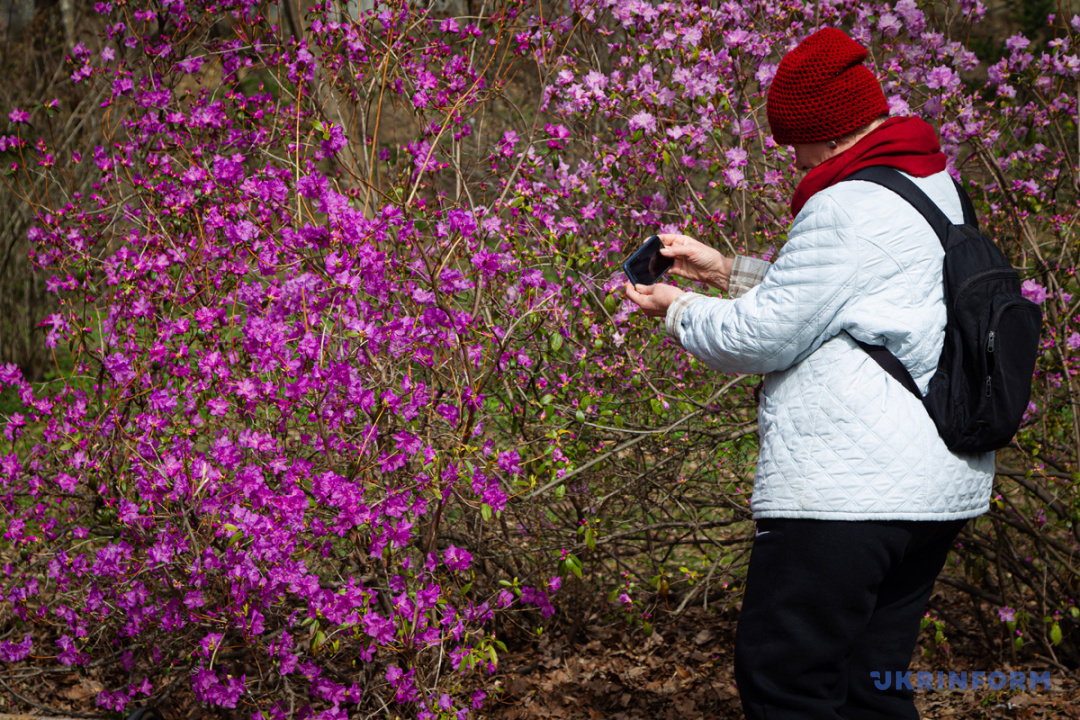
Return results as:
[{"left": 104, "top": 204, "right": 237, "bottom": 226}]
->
[{"left": 625, "top": 28, "right": 993, "bottom": 720}]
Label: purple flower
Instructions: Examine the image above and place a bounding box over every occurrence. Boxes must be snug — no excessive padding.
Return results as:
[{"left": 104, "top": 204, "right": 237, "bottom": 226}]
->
[
  {"left": 57, "top": 635, "right": 81, "bottom": 665},
  {"left": 1005, "top": 35, "right": 1030, "bottom": 52},
  {"left": 0, "top": 635, "right": 32, "bottom": 662},
  {"left": 496, "top": 449, "right": 522, "bottom": 475},
  {"left": 1022, "top": 279, "right": 1048, "bottom": 304},
  {"left": 925, "top": 66, "right": 959, "bottom": 91},
  {"left": 723, "top": 166, "right": 746, "bottom": 188},
  {"left": 628, "top": 111, "right": 656, "bottom": 134},
  {"left": 319, "top": 123, "right": 347, "bottom": 158},
  {"left": 887, "top": 95, "right": 911, "bottom": 116},
  {"left": 361, "top": 611, "right": 395, "bottom": 645},
  {"left": 998, "top": 606, "right": 1016, "bottom": 622},
  {"left": 725, "top": 147, "right": 748, "bottom": 166},
  {"left": 8, "top": 107, "right": 29, "bottom": 124},
  {"left": 443, "top": 545, "right": 472, "bottom": 572},
  {"left": 895, "top": 0, "right": 925, "bottom": 32},
  {"left": 178, "top": 55, "right": 203, "bottom": 74}
]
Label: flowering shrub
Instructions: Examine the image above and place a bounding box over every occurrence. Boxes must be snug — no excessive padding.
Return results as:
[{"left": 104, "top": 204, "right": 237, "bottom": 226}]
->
[{"left": 2, "top": 0, "right": 1080, "bottom": 715}]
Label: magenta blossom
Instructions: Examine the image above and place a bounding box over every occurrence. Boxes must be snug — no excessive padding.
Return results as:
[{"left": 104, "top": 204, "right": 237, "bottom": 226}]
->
[
  {"left": 1021, "top": 279, "right": 1048, "bottom": 304},
  {"left": 628, "top": 111, "right": 657, "bottom": 134}
]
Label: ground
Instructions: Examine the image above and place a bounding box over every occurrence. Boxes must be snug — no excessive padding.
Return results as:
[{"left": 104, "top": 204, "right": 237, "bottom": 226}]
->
[{"left": 484, "top": 586, "right": 1080, "bottom": 720}]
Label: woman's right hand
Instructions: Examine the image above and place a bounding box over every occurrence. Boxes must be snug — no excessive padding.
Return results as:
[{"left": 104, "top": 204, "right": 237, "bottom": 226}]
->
[{"left": 657, "top": 234, "right": 734, "bottom": 293}]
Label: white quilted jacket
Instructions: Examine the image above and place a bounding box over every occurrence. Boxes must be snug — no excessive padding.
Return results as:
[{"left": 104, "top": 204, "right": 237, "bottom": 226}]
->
[{"left": 674, "top": 170, "right": 994, "bottom": 520}]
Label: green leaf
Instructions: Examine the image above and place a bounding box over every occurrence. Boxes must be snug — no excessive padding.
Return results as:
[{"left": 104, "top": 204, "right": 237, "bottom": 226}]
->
[
  {"left": 540, "top": 393, "right": 554, "bottom": 405},
  {"left": 1051, "top": 622, "right": 1062, "bottom": 646},
  {"left": 650, "top": 398, "right": 664, "bottom": 415},
  {"left": 549, "top": 332, "right": 564, "bottom": 352},
  {"left": 585, "top": 527, "right": 596, "bottom": 551},
  {"left": 481, "top": 503, "right": 493, "bottom": 521},
  {"left": 604, "top": 294, "right": 617, "bottom": 313}
]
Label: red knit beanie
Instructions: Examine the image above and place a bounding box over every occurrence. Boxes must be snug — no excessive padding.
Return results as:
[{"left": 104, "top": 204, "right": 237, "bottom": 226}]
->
[{"left": 766, "top": 28, "right": 889, "bottom": 145}]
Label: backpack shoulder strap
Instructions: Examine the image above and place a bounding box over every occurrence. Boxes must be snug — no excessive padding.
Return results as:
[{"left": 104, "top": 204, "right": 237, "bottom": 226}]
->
[
  {"left": 846, "top": 166, "right": 953, "bottom": 248},
  {"left": 840, "top": 165, "right": 958, "bottom": 400},
  {"left": 846, "top": 332, "right": 922, "bottom": 399}
]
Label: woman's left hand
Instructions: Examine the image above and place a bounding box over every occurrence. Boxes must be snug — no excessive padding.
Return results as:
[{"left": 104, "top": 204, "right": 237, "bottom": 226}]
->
[{"left": 624, "top": 282, "right": 684, "bottom": 318}]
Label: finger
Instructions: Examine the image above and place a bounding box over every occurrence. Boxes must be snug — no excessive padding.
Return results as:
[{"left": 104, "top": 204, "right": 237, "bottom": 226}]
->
[
  {"left": 658, "top": 233, "right": 698, "bottom": 247},
  {"left": 624, "top": 282, "right": 647, "bottom": 303},
  {"left": 659, "top": 244, "right": 694, "bottom": 257},
  {"left": 624, "top": 284, "right": 656, "bottom": 313},
  {"left": 634, "top": 283, "right": 655, "bottom": 295},
  {"left": 667, "top": 263, "right": 692, "bottom": 279}
]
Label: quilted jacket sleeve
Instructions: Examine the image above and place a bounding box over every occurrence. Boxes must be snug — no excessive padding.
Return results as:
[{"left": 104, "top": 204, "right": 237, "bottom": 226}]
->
[{"left": 675, "top": 194, "right": 859, "bottom": 375}]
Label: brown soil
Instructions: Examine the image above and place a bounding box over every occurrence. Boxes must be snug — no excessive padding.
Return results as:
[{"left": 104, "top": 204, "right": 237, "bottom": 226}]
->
[{"left": 483, "top": 585, "right": 1080, "bottom": 720}]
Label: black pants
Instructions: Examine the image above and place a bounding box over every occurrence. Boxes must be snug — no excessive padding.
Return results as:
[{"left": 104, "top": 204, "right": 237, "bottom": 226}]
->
[{"left": 734, "top": 518, "right": 966, "bottom": 720}]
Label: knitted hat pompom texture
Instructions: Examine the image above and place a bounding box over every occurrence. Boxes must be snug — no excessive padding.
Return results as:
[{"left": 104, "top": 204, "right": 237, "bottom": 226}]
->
[{"left": 766, "top": 28, "right": 890, "bottom": 145}]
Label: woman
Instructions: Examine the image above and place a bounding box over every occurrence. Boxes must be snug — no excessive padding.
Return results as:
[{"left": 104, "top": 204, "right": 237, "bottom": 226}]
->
[{"left": 625, "top": 28, "right": 992, "bottom": 720}]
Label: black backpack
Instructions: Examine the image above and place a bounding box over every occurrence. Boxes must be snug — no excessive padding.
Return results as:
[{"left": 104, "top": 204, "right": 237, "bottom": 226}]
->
[{"left": 845, "top": 166, "right": 1042, "bottom": 453}]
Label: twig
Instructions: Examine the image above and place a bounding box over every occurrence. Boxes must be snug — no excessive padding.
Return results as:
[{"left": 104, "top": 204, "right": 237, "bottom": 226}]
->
[
  {"left": 526, "top": 411, "right": 756, "bottom": 501},
  {"left": 935, "top": 575, "right": 1005, "bottom": 606}
]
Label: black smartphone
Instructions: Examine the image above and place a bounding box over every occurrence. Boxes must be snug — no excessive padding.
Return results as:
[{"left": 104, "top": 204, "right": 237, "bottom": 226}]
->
[{"left": 622, "top": 235, "right": 674, "bottom": 286}]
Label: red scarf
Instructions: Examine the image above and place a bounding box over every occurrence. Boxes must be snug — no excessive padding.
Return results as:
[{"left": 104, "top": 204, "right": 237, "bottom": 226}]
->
[{"left": 790, "top": 116, "right": 946, "bottom": 216}]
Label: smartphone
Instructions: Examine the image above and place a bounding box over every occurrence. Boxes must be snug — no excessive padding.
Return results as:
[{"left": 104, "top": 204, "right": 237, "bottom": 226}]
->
[{"left": 622, "top": 235, "right": 674, "bottom": 286}]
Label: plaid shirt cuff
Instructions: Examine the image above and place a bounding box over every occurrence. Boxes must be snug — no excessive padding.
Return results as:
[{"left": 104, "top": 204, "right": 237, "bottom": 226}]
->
[
  {"left": 665, "top": 291, "right": 702, "bottom": 343},
  {"left": 730, "top": 255, "right": 771, "bottom": 298}
]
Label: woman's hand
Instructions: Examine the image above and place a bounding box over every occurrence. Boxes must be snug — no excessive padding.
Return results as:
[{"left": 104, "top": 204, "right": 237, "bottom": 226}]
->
[
  {"left": 657, "top": 234, "right": 733, "bottom": 292},
  {"left": 624, "top": 281, "right": 684, "bottom": 318}
]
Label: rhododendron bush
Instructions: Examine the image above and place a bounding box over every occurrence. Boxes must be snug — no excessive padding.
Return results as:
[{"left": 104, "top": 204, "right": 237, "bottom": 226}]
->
[{"left": 2, "top": 0, "right": 1080, "bottom": 715}]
